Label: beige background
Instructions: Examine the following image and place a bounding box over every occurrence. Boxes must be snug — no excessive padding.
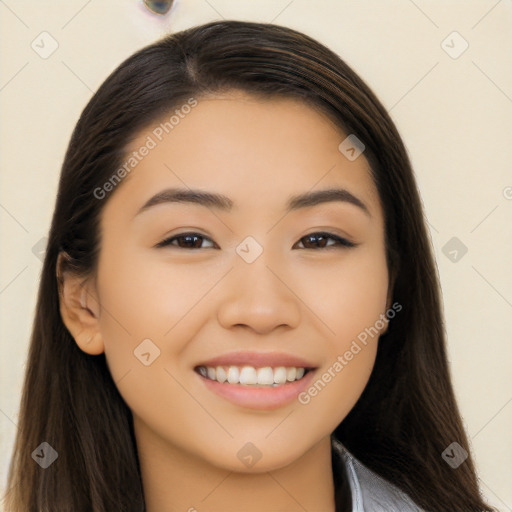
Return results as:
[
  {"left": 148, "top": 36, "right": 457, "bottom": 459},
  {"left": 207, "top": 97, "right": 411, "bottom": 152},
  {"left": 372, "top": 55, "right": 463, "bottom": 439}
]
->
[{"left": 1, "top": 0, "right": 511, "bottom": 510}]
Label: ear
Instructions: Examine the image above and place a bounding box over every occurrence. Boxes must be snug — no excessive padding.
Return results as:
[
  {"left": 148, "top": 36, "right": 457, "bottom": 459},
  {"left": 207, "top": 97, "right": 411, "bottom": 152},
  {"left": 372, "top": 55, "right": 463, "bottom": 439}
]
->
[{"left": 56, "top": 252, "right": 105, "bottom": 355}]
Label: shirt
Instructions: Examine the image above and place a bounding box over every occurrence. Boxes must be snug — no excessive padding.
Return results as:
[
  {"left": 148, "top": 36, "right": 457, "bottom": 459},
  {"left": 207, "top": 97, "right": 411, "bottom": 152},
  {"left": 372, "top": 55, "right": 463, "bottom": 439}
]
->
[{"left": 332, "top": 438, "right": 426, "bottom": 511}]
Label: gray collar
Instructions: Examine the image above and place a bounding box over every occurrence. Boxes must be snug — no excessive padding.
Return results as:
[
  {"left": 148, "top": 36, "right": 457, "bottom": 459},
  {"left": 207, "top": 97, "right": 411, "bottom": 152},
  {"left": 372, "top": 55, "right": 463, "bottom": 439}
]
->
[{"left": 331, "top": 438, "right": 425, "bottom": 512}]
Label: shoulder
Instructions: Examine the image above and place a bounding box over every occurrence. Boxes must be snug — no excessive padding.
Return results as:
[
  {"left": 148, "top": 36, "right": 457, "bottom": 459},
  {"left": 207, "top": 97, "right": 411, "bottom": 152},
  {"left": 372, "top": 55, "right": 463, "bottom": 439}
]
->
[{"left": 332, "top": 438, "right": 426, "bottom": 512}]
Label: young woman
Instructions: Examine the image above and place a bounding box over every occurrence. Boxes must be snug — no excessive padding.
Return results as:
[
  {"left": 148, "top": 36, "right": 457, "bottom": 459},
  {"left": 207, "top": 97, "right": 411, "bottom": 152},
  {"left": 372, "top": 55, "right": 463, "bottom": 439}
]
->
[{"left": 4, "top": 20, "right": 496, "bottom": 512}]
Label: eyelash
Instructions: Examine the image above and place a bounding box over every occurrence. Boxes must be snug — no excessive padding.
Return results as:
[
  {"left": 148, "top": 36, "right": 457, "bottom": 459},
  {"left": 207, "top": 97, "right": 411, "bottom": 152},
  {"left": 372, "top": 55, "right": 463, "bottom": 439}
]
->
[{"left": 155, "top": 231, "right": 357, "bottom": 250}]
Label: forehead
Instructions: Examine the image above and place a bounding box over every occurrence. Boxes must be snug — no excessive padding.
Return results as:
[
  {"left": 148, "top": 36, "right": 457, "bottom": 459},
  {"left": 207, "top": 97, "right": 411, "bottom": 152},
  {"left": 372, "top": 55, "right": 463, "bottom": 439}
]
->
[{"left": 107, "top": 92, "right": 382, "bottom": 220}]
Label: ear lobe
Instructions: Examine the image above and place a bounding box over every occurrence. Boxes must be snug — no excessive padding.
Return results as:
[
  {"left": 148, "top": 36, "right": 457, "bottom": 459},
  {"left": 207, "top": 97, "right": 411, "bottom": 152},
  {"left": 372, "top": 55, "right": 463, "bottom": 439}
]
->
[{"left": 56, "top": 252, "right": 105, "bottom": 355}]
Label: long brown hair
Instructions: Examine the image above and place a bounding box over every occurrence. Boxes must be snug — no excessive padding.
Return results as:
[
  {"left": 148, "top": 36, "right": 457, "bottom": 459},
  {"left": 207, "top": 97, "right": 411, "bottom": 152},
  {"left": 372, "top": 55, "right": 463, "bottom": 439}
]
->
[{"left": 4, "top": 20, "right": 496, "bottom": 511}]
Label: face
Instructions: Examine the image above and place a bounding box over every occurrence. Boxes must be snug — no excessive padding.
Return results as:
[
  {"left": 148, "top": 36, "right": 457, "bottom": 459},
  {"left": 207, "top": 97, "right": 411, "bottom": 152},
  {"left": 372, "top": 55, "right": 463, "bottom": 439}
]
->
[{"left": 77, "top": 91, "right": 390, "bottom": 472}]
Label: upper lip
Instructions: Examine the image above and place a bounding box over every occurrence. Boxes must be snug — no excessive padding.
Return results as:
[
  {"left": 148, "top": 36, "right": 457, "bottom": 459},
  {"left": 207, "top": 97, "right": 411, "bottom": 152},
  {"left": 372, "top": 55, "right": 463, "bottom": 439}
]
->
[{"left": 195, "top": 351, "right": 318, "bottom": 369}]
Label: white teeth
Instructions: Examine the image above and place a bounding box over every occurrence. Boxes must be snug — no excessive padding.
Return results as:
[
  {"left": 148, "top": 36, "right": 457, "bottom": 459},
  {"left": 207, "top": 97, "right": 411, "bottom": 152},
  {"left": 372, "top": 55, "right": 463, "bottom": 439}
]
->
[
  {"left": 197, "top": 364, "right": 309, "bottom": 386},
  {"left": 216, "top": 366, "right": 227, "bottom": 383},
  {"left": 257, "top": 367, "right": 274, "bottom": 385},
  {"left": 227, "top": 366, "right": 239, "bottom": 384},
  {"left": 239, "top": 366, "right": 258, "bottom": 385},
  {"left": 273, "top": 366, "right": 287, "bottom": 384},
  {"left": 286, "top": 367, "right": 297, "bottom": 381}
]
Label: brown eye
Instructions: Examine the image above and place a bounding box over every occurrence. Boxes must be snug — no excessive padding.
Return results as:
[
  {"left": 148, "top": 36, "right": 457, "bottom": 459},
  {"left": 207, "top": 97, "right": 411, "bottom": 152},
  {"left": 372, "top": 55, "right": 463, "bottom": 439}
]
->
[
  {"left": 155, "top": 231, "right": 356, "bottom": 251},
  {"left": 156, "top": 232, "right": 216, "bottom": 249},
  {"left": 295, "top": 232, "right": 356, "bottom": 250}
]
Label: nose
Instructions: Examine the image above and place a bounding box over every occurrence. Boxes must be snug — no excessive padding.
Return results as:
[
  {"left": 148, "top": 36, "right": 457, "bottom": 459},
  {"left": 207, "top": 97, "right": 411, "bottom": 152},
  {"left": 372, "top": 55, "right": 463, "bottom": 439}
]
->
[{"left": 216, "top": 252, "right": 301, "bottom": 335}]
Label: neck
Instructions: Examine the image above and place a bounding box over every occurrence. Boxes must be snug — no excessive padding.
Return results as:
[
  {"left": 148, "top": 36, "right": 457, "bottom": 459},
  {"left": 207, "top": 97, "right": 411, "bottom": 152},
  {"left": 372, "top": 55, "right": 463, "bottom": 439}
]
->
[{"left": 135, "top": 421, "right": 338, "bottom": 512}]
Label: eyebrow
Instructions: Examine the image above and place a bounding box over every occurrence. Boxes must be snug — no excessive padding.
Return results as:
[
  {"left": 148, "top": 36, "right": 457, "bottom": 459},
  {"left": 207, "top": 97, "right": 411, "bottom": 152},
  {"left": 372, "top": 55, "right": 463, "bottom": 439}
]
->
[{"left": 135, "top": 187, "right": 371, "bottom": 218}]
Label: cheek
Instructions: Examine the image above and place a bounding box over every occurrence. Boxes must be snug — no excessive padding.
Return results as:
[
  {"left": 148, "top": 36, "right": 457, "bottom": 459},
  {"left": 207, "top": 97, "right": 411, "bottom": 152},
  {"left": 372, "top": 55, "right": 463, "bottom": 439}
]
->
[
  {"left": 296, "top": 245, "right": 389, "bottom": 344},
  {"left": 93, "top": 249, "right": 212, "bottom": 432},
  {"left": 296, "top": 340, "right": 378, "bottom": 441},
  {"left": 290, "top": 246, "right": 388, "bottom": 428},
  {"left": 93, "top": 247, "right": 196, "bottom": 377},
  {"left": 96, "top": 246, "right": 214, "bottom": 340}
]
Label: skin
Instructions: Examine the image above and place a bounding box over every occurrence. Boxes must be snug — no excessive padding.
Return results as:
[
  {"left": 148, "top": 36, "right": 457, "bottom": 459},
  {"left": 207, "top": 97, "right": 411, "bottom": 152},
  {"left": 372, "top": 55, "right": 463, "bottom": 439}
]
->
[{"left": 58, "top": 90, "right": 391, "bottom": 512}]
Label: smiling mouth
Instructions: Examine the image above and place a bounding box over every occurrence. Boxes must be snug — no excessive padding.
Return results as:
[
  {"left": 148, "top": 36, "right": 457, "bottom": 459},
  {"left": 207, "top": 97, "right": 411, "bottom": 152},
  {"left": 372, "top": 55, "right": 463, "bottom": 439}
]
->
[{"left": 194, "top": 365, "right": 313, "bottom": 387}]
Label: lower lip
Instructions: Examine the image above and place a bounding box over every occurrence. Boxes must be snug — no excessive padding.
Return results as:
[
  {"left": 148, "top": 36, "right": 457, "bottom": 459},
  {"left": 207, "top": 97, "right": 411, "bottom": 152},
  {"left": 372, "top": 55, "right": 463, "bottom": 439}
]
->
[{"left": 197, "top": 370, "right": 317, "bottom": 411}]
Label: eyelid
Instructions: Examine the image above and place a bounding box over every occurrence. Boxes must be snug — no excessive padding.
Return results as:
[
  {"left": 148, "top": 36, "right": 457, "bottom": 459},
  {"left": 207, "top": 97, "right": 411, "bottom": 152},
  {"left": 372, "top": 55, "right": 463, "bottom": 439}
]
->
[
  {"left": 295, "top": 232, "right": 357, "bottom": 249},
  {"left": 154, "top": 231, "right": 217, "bottom": 249},
  {"left": 155, "top": 230, "right": 358, "bottom": 250}
]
